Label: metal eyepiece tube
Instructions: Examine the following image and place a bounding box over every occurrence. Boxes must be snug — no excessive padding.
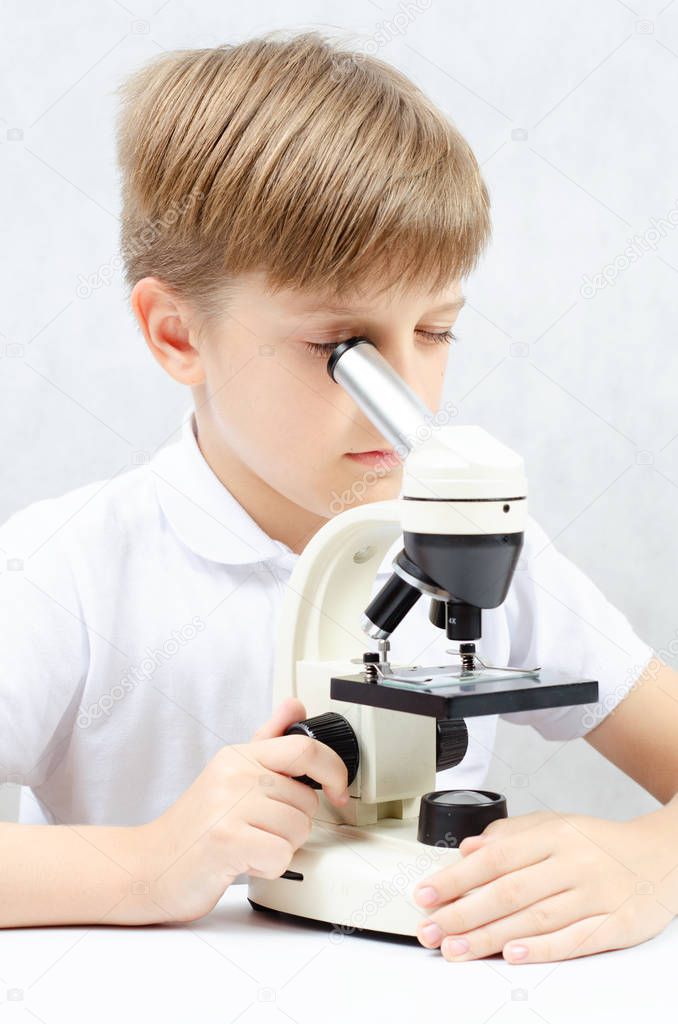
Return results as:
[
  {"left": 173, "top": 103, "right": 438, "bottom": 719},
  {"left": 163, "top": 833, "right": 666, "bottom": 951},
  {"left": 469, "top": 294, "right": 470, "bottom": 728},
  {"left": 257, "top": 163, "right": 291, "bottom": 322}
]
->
[{"left": 327, "top": 337, "right": 433, "bottom": 456}]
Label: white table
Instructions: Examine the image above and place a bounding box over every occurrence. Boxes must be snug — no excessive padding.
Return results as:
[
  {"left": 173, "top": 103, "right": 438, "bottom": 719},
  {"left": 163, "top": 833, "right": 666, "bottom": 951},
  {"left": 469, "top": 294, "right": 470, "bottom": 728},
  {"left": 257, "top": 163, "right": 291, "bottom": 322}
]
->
[{"left": 0, "top": 882, "right": 674, "bottom": 1022}]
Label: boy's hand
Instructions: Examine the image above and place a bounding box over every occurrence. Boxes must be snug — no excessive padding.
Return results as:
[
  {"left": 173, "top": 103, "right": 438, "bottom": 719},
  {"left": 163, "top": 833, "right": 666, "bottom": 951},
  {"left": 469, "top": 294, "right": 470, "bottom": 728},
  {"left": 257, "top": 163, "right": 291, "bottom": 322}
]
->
[
  {"left": 413, "top": 808, "right": 677, "bottom": 963},
  {"left": 137, "top": 697, "right": 349, "bottom": 924}
]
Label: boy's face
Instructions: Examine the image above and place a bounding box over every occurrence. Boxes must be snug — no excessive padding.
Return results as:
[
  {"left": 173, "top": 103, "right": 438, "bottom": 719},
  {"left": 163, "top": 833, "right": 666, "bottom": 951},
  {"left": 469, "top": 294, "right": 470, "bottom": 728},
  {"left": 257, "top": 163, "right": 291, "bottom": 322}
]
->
[
  {"left": 192, "top": 271, "right": 464, "bottom": 515},
  {"left": 134, "top": 269, "right": 464, "bottom": 527}
]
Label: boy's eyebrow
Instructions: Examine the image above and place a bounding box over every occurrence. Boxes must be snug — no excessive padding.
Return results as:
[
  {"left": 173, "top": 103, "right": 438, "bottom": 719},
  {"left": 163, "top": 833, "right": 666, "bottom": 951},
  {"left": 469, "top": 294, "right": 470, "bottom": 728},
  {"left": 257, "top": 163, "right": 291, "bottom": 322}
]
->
[{"left": 303, "top": 296, "right": 466, "bottom": 316}]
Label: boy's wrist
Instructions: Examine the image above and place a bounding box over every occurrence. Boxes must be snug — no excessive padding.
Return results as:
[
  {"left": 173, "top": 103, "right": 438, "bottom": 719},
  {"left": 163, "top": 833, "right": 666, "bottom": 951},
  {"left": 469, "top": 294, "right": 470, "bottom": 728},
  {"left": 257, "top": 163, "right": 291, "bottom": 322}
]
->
[
  {"left": 109, "top": 820, "right": 238, "bottom": 926},
  {"left": 97, "top": 823, "right": 172, "bottom": 927}
]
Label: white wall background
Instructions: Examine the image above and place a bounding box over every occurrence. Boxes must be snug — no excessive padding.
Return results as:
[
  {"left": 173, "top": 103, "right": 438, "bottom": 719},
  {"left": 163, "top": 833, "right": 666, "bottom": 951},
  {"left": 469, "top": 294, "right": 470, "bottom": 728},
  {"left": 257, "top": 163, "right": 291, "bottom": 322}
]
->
[{"left": 1, "top": 0, "right": 677, "bottom": 823}]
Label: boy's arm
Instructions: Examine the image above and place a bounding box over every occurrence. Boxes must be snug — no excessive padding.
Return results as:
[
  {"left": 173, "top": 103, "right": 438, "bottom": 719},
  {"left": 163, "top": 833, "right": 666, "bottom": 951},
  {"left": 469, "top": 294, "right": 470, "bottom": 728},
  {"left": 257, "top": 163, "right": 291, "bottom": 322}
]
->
[
  {"left": 0, "top": 698, "right": 350, "bottom": 929},
  {"left": 584, "top": 655, "right": 678, "bottom": 804},
  {"left": 0, "top": 820, "right": 155, "bottom": 928}
]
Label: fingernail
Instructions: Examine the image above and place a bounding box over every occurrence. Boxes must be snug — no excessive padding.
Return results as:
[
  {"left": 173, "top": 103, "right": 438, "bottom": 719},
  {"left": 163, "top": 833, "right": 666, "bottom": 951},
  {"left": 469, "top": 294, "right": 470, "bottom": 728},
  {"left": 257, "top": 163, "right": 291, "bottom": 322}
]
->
[
  {"left": 506, "top": 944, "right": 529, "bottom": 961},
  {"left": 415, "top": 886, "right": 439, "bottom": 906},
  {"left": 420, "top": 922, "right": 443, "bottom": 944},
  {"left": 444, "top": 937, "right": 469, "bottom": 956}
]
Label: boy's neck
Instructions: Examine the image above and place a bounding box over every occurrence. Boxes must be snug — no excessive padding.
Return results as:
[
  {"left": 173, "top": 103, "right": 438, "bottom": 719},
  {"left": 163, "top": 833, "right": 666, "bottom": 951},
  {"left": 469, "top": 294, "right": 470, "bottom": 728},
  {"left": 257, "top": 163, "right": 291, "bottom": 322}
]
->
[{"left": 193, "top": 409, "right": 328, "bottom": 556}]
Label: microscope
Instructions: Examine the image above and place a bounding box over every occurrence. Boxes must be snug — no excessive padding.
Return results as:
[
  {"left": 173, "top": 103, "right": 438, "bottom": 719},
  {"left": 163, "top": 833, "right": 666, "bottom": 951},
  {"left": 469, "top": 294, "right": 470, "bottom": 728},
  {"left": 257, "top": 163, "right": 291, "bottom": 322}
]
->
[{"left": 248, "top": 337, "right": 598, "bottom": 938}]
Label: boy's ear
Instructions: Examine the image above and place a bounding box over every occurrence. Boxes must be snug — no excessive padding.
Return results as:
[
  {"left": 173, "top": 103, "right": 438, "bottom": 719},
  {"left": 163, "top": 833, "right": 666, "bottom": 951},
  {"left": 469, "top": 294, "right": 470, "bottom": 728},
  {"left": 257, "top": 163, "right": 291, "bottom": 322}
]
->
[{"left": 131, "top": 276, "right": 205, "bottom": 386}]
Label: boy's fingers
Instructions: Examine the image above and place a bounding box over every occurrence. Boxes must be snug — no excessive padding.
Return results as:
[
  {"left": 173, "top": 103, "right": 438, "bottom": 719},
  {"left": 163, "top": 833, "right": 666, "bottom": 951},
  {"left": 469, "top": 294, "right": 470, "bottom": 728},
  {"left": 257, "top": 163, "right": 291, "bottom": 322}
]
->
[
  {"left": 251, "top": 697, "right": 307, "bottom": 741},
  {"left": 252, "top": 733, "right": 349, "bottom": 806},
  {"left": 250, "top": 699, "right": 351, "bottom": 807}
]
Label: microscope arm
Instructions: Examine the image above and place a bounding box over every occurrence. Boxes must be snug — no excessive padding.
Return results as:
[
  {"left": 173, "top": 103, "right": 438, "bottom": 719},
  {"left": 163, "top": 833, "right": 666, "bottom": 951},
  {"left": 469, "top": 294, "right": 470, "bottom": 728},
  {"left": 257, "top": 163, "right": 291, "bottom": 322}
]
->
[{"left": 271, "top": 498, "right": 403, "bottom": 707}]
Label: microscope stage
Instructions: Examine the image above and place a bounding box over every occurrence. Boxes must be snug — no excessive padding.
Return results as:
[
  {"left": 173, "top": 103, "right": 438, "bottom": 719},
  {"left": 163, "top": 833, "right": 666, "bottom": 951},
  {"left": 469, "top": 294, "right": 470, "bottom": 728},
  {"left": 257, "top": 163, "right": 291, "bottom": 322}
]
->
[{"left": 330, "top": 669, "right": 598, "bottom": 720}]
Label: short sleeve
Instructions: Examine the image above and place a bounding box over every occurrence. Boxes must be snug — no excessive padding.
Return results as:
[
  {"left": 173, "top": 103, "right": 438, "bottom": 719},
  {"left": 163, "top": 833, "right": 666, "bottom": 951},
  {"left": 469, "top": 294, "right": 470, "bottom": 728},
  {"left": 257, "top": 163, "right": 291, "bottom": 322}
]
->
[
  {"left": 499, "top": 515, "right": 654, "bottom": 741},
  {"left": 0, "top": 500, "right": 90, "bottom": 786}
]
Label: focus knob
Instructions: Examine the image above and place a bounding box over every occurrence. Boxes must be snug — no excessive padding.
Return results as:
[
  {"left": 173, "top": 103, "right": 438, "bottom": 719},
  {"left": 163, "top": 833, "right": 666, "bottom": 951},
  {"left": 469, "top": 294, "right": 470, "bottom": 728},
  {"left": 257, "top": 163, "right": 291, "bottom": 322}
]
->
[
  {"left": 436, "top": 718, "right": 469, "bottom": 771},
  {"left": 417, "top": 789, "right": 507, "bottom": 848},
  {"left": 284, "top": 712, "right": 359, "bottom": 789}
]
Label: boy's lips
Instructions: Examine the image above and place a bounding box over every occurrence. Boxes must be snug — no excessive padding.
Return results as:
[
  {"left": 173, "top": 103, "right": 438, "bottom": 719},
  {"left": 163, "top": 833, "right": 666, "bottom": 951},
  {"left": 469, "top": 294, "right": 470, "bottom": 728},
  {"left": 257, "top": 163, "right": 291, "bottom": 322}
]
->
[{"left": 345, "top": 449, "right": 402, "bottom": 468}]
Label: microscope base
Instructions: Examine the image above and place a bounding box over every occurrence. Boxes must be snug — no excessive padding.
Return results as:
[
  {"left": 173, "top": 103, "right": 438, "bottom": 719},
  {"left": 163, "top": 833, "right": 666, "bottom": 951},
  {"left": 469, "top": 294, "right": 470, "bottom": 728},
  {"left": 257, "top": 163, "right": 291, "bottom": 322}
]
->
[{"left": 247, "top": 817, "right": 460, "bottom": 938}]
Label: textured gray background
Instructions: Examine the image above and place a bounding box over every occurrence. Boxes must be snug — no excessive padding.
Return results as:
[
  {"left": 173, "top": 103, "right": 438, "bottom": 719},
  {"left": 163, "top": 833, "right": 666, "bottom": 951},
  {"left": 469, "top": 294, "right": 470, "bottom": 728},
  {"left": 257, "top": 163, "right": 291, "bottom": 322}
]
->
[{"left": 1, "top": 0, "right": 677, "bottom": 824}]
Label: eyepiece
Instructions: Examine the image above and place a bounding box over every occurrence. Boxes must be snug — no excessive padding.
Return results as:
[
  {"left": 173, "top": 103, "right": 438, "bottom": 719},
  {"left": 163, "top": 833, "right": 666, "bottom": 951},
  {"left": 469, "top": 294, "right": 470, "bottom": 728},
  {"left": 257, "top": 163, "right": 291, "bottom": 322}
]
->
[
  {"left": 326, "top": 337, "right": 373, "bottom": 382},
  {"left": 326, "top": 335, "right": 433, "bottom": 455}
]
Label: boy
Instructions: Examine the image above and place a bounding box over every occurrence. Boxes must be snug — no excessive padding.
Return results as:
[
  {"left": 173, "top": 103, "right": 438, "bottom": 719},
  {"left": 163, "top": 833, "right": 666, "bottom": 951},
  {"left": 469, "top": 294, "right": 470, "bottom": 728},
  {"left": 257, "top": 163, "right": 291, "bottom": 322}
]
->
[{"left": 2, "top": 31, "right": 677, "bottom": 964}]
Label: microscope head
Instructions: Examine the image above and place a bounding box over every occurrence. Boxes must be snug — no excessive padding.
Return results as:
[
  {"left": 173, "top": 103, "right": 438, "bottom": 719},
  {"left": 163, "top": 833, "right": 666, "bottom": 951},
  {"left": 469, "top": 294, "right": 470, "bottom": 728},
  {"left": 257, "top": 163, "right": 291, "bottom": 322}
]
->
[{"left": 328, "top": 337, "right": 527, "bottom": 645}]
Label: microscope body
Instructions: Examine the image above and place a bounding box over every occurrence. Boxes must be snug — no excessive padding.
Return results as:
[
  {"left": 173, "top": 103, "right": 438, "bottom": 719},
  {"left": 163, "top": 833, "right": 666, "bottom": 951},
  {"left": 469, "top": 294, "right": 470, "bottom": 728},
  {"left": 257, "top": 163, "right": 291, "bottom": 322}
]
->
[{"left": 248, "top": 341, "right": 598, "bottom": 938}]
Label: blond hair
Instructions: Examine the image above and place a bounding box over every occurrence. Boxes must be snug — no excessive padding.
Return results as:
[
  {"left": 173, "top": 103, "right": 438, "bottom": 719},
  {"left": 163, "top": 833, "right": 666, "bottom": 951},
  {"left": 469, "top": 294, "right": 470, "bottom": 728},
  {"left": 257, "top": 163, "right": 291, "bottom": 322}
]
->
[{"left": 115, "top": 30, "right": 491, "bottom": 322}]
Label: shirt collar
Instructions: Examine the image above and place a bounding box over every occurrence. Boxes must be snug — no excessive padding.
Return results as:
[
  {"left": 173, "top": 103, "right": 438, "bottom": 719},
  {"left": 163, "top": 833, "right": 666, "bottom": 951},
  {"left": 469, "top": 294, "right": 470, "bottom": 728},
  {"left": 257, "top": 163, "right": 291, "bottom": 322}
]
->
[{"left": 151, "top": 407, "right": 297, "bottom": 567}]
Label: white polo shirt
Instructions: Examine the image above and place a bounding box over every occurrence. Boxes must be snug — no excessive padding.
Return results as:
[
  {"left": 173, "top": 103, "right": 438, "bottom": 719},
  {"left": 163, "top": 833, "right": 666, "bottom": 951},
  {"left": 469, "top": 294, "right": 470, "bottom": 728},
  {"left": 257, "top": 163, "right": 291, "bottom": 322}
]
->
[{"left": 0, "top": 408, "right": 654, "bottom": 828}]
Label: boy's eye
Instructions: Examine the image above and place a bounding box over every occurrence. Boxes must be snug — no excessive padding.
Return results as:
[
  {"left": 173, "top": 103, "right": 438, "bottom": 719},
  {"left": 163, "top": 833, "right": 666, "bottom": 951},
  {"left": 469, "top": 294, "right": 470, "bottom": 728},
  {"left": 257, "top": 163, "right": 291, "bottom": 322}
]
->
[{"left": 303, "top": 329, "right": 457, "bottom": 358}]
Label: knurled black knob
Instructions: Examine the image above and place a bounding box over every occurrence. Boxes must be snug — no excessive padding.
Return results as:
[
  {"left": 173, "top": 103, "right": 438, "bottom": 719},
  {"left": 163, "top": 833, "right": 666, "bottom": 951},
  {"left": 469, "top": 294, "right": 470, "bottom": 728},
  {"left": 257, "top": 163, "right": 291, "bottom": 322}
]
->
[
  {"left": 417, "top": 789, "right": 508, "bottom": 848},
  {"left": 284, "top": 712, "right": 360, "bottom": 789},
  {"left": 436, "top": 718, "right": 469, "bottom": 771}
]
